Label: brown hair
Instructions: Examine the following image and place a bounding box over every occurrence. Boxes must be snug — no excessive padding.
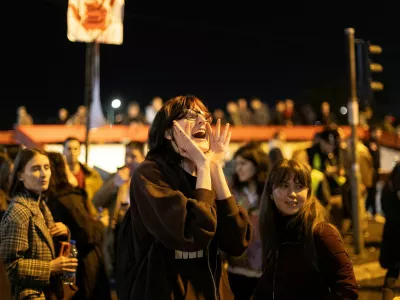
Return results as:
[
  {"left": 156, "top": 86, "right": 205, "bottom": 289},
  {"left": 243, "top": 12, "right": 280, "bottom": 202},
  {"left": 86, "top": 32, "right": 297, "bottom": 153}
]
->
[
  {"left": 232, "top": 142, "right": 270, "bottom": 196},
  {"left": 147, "top": 95, "right": 209, "bottom": 165},
  {"left": 9, "top": 148, "right": 49, "bottom": 197},
  {"left": 259, "top": 159, "right": 335, "bottom": 269}
]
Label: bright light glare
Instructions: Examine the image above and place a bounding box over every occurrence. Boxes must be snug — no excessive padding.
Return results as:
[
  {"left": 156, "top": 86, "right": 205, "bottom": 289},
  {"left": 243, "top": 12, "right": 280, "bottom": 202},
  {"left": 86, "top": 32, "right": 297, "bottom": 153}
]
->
[
  {"left": 111, "top": 99, "right": 121, "bottom": 109},
  {"left": 340, "top": 106, "right": 347, "bottom": 115}
]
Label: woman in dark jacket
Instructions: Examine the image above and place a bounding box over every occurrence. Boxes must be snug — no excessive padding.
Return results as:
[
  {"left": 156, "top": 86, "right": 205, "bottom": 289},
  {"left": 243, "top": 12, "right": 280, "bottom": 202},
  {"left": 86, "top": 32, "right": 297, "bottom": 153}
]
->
[
  {"left": 253, "top": 159, "right": 358, "bottom": 300},
  {"left": 379, "top": 162, "right": 400, "bottom": 300},
  {"left": 126, "top": 95, "right": 252, "bottom": 300},
  {"left": 46, "top": 152, "right": 111, "bottom": 300}
]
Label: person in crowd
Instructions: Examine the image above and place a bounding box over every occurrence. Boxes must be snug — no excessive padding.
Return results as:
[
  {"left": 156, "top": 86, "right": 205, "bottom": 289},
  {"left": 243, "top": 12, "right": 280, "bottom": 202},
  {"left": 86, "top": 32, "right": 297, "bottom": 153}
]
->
[
  {"left": 46, "top": 152, "right": 111, "bottom": 300},
  {"left": 125, "top": 95, "right": 252, "bottom": 299},
  {"left": 0, "top": 153, "right": 13, "bottom": 221},
  {"left": 92, "top": 142, "right": 145, "bottom": 278},
  {"left": 253, "top": 159, "right": 358, "bottom": 299},
  {"left": 63, "top": 137, "right": 103, "bottom": 217},
  {"left": 379, "top": 162, "right": 400, "bottom": 300},
  {"left": 0, "top": 148, "right": 77, "bottom": 299},
  {"left": 225, "top": 142, "right": 270, "bottom": 300}
]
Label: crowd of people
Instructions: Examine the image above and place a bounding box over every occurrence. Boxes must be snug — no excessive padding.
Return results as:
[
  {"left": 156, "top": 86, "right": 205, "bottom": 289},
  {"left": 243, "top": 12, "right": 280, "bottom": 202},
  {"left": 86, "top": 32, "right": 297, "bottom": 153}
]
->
[{"left": 1, "top": 95, "right": 399, "bottom": 299}]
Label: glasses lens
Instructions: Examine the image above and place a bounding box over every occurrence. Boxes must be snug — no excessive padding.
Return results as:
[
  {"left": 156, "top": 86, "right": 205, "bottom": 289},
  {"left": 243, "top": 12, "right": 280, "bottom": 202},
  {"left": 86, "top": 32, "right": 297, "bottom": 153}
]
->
[{"left": 185, "top": 109, "right": 197, "bottom": 120}]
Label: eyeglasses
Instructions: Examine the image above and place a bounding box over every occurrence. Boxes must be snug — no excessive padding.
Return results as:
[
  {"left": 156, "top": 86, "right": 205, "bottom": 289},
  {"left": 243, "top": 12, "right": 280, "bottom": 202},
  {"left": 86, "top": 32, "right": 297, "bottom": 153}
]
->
[{"left": 183, "top": 109, "right": 213, "bottom": 123}]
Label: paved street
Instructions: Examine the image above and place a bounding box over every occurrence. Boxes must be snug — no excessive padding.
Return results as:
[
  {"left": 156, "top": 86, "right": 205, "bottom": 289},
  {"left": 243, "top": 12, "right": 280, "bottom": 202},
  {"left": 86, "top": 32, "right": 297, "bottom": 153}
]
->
[{"left": 359, "top": 277, "right": 400, "bottom": 300}]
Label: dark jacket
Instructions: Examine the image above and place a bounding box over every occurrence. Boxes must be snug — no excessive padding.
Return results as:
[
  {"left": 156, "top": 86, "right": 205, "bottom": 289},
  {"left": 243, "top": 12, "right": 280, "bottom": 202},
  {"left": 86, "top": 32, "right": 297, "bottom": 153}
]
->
[
  {"left": 379, "top": 182, "right": 400, "bottom": 269},
  {"left": 128, "top": 154, "right": 252, "bottom": 299},
  {"left": 253, "top": 218, "right": 358, "bottom": 300},
  {"left": 47, "top": 188, "right": 111, "bottom": 300}
]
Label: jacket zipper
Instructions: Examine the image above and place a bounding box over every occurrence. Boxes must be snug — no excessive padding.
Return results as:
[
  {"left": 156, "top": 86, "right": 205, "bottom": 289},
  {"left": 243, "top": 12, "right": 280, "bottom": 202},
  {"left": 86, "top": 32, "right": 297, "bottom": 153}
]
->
[
  {"left": 206, "top": 243, "right": 218, "bottom": 300},
  {"left": 272, "top": 249, "right": 279, "bottom": 300},
  {"left": 272, "top": 242, "right": 298, "bottom": 300}
]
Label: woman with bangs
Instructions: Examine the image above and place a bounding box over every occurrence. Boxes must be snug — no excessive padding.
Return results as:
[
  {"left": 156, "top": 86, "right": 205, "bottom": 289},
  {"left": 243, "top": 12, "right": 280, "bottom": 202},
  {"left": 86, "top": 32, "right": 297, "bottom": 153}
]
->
[
  {"left": 253, "top": 159, "right": 358, "bottom": 300},
  {"left": 126, "top": 95, "right": 252, "bottom": 300}
]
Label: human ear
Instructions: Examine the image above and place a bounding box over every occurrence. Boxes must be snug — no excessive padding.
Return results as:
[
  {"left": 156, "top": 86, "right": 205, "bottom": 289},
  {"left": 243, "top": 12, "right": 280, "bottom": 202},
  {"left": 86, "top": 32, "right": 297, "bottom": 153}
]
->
[{"left": 164, "top": 129, "right": 173, "bottom": 140}]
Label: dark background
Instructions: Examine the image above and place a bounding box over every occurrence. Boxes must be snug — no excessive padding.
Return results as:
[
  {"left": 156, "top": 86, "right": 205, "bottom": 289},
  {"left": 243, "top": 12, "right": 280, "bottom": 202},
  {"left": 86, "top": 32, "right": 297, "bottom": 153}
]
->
[{"left": 3, "top": 1, "right": 397, "bottom": 129}]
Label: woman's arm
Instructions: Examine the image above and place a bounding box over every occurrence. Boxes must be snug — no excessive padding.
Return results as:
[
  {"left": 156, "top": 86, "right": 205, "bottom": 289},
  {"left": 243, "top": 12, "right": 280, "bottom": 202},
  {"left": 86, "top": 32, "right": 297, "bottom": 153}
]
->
[
  {"left": 314, "top": 224, "right": 359, "bottom": 299},
  {"left": 0, "top": 207, "right": 51, "bottom": 287},
  {"left": 133, "top": 161, "right": 217, "bottom": 252}
]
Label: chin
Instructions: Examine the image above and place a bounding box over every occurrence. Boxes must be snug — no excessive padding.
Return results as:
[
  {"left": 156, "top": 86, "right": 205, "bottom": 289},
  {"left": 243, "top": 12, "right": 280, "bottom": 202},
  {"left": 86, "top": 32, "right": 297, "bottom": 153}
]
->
[{"left": 197, "top": 141, "right": 210, "bottom": 153}]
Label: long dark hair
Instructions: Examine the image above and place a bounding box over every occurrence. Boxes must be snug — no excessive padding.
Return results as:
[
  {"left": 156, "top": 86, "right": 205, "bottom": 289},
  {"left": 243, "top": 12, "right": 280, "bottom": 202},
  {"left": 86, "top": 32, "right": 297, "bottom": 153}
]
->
[
  {"left": 9, "top": 148, "right": 49, "bottom": 197},
  {"left": 259, "top": 159, "right": 333, "bottom": 269},
  {"left": 147, "top": 95, "right": 209, "bottom": 165},
  {"left": 232, "top": 142, "right": 270, "bottom": 196},
  {"left": 47, "top": 152, "right": 73, "bottom": 197}
]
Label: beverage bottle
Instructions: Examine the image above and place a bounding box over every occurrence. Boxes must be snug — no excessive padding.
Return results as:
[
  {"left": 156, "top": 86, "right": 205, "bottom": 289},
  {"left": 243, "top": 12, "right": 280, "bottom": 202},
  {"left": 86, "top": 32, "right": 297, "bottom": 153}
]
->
[{"left": 64, "top": 240, "right": 78, "bottom": 285}]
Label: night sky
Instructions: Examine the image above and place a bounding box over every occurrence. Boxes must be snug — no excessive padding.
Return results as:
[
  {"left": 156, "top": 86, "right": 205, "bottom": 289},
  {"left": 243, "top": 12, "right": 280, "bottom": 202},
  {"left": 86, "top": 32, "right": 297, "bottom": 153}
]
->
[{"left": 3, "top": 1, "right": 397, "bottom": 130}]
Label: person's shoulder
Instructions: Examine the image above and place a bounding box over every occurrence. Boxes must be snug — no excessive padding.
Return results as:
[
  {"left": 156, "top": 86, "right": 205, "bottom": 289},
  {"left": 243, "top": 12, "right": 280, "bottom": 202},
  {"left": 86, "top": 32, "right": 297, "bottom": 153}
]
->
[
  {"left": 133, "top": 160, "right": 162, "bottom": 180},
  {"left": 1, "top": 199, "right": 31, "bottom": 225},
  {"left": 314, "top": 222, "right": 341, "bottom": 240},
  {"left": 313, "top": 223, "right": 346, "bottom": 254}
]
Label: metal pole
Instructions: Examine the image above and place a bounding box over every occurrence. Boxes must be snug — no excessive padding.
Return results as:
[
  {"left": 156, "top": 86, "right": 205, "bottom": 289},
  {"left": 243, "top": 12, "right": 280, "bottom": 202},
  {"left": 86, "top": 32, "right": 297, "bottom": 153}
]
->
[
  {"left": 345, "top": 28, "right": 364, "bottom": 255},
  {"left": 83, "top": 42, "right": 96, "bottom": 163}
]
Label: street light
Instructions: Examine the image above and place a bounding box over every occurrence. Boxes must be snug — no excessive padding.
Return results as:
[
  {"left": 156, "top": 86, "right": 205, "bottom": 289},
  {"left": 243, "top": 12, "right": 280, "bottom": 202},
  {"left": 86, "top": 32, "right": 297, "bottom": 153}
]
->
[
  {"left": 108, "top": 99, "right": 122, "bottom": 124},
  {"left": 112, "top": 99, "right": 121, "bottom": 109}
]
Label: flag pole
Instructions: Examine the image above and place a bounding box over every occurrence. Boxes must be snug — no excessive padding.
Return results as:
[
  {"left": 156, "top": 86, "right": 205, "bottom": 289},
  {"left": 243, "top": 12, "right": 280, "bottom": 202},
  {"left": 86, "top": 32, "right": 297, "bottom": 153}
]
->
[{"left": 83, "top": 42, "right": 95, "bottom": 163}]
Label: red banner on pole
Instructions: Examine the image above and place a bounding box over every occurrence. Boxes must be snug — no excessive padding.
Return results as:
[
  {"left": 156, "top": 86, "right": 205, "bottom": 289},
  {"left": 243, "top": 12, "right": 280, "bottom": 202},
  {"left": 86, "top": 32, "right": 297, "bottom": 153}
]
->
[{"left": 67, "top": 0, "right": 124, "bottom": 45}]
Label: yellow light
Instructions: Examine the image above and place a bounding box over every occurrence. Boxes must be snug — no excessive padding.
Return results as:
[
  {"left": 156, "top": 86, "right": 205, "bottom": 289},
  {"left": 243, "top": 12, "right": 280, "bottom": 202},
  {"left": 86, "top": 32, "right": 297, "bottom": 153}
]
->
[
  {"left": 370, "top": 63, "right": 383, "bottom": 72},
  {"left": 370, "top": 81, "right": 384, "bottom": 91},
  {"left": 369, "top": 45, "right": 382, "bottom": 54}
]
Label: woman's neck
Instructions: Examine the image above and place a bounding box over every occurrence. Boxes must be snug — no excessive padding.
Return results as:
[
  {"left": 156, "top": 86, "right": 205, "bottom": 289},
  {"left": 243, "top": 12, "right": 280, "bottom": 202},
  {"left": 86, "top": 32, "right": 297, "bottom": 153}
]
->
[
  {"left": 247, "top": 180, "right": 257, "bottom": 193},
  {"left": 181, "top": 159, "right": 197, "bottom": 176}
]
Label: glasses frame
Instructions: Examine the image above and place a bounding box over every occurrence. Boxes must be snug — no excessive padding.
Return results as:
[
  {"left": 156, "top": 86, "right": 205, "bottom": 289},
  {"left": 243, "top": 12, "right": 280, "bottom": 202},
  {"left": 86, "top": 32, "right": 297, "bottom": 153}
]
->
[{"left": 183, "top": 109, "right": 213, "bottom": 123}]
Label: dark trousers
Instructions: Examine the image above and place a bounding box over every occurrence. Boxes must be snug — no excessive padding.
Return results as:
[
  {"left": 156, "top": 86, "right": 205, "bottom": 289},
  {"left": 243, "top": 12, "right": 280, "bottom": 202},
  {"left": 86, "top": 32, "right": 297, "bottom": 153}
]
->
[
  {"left": 382, "top": 268, "right": 399, "bottom": 300},
  {"left": 365, "top": 174, "right": 379, "bottom": 215},
  {"left": 228, "top": 272, "right": 259, "bottom": 300},
  {"left": 383, "top": 268, "right": 399, "bottom": 289}
]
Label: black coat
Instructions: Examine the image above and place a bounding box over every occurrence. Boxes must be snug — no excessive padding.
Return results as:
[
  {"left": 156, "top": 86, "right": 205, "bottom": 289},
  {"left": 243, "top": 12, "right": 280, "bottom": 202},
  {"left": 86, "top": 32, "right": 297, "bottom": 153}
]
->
[
  {"left": 379, "top": 183, "right": 400, "bottom": 269},
  {"left": 47, "top": 188, "right": 111, "bottom": 300}
]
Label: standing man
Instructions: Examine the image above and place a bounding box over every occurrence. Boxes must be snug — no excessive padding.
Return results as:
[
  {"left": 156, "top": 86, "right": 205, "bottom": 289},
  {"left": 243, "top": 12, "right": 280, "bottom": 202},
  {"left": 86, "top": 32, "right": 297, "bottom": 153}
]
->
[{"left": 63, "top": 137, "right": 103, "bottom": 217}]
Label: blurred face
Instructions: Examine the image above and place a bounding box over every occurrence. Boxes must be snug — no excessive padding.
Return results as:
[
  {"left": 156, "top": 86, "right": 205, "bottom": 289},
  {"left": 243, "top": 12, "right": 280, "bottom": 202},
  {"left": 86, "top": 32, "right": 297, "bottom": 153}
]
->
[
  {"left": 18, "top": 107, "right": 27, "bottom": 116},
  {"left": 152, "top": 98, "right": 163, "bottom": 111},
  {"left": 18, "top": 154, "right": 51, "bottom": 194},
  {"left": 251, "top": 99, "right": 261, "bottom": 110},
  {"left": 59, "top": 109, "right": 68, "bottom": 120},
  {"left": 373, "top": 129, "right": 382, "bottom": 140},
  {"left": 238, "top": 99, "right": 247, "bottom": 109},
  {"left": 227, "top": 102, "right": 237, "bottom": 113},
  {"left": 63, "top": 140, "right": 81, "bottom": 164},
  {"left": 276, "top": 102, "right": 285, "bottom": 112},
  {"left": 320, "top": 140, "right": 334, "bottom": 154},
  {"left": 322, "top": 102, "right": 330, "bottom": 114},
  {"left": 128, "top": 105, "right": 139, "bottom": 117},
  {"left": 272, "top": 174, "right": 308, "bottom": 216},
  {"left": 125, "top": 147, "right": 145, "bottom": 170},
  {"left": 77, "top": 106, "right": 86, "bottom": 116},
  {"left": 173, "top": 105, "right": 212, "bottom": 153},
  {"left": 235, "top": 155, "right": 256, "bottom": 183}
]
